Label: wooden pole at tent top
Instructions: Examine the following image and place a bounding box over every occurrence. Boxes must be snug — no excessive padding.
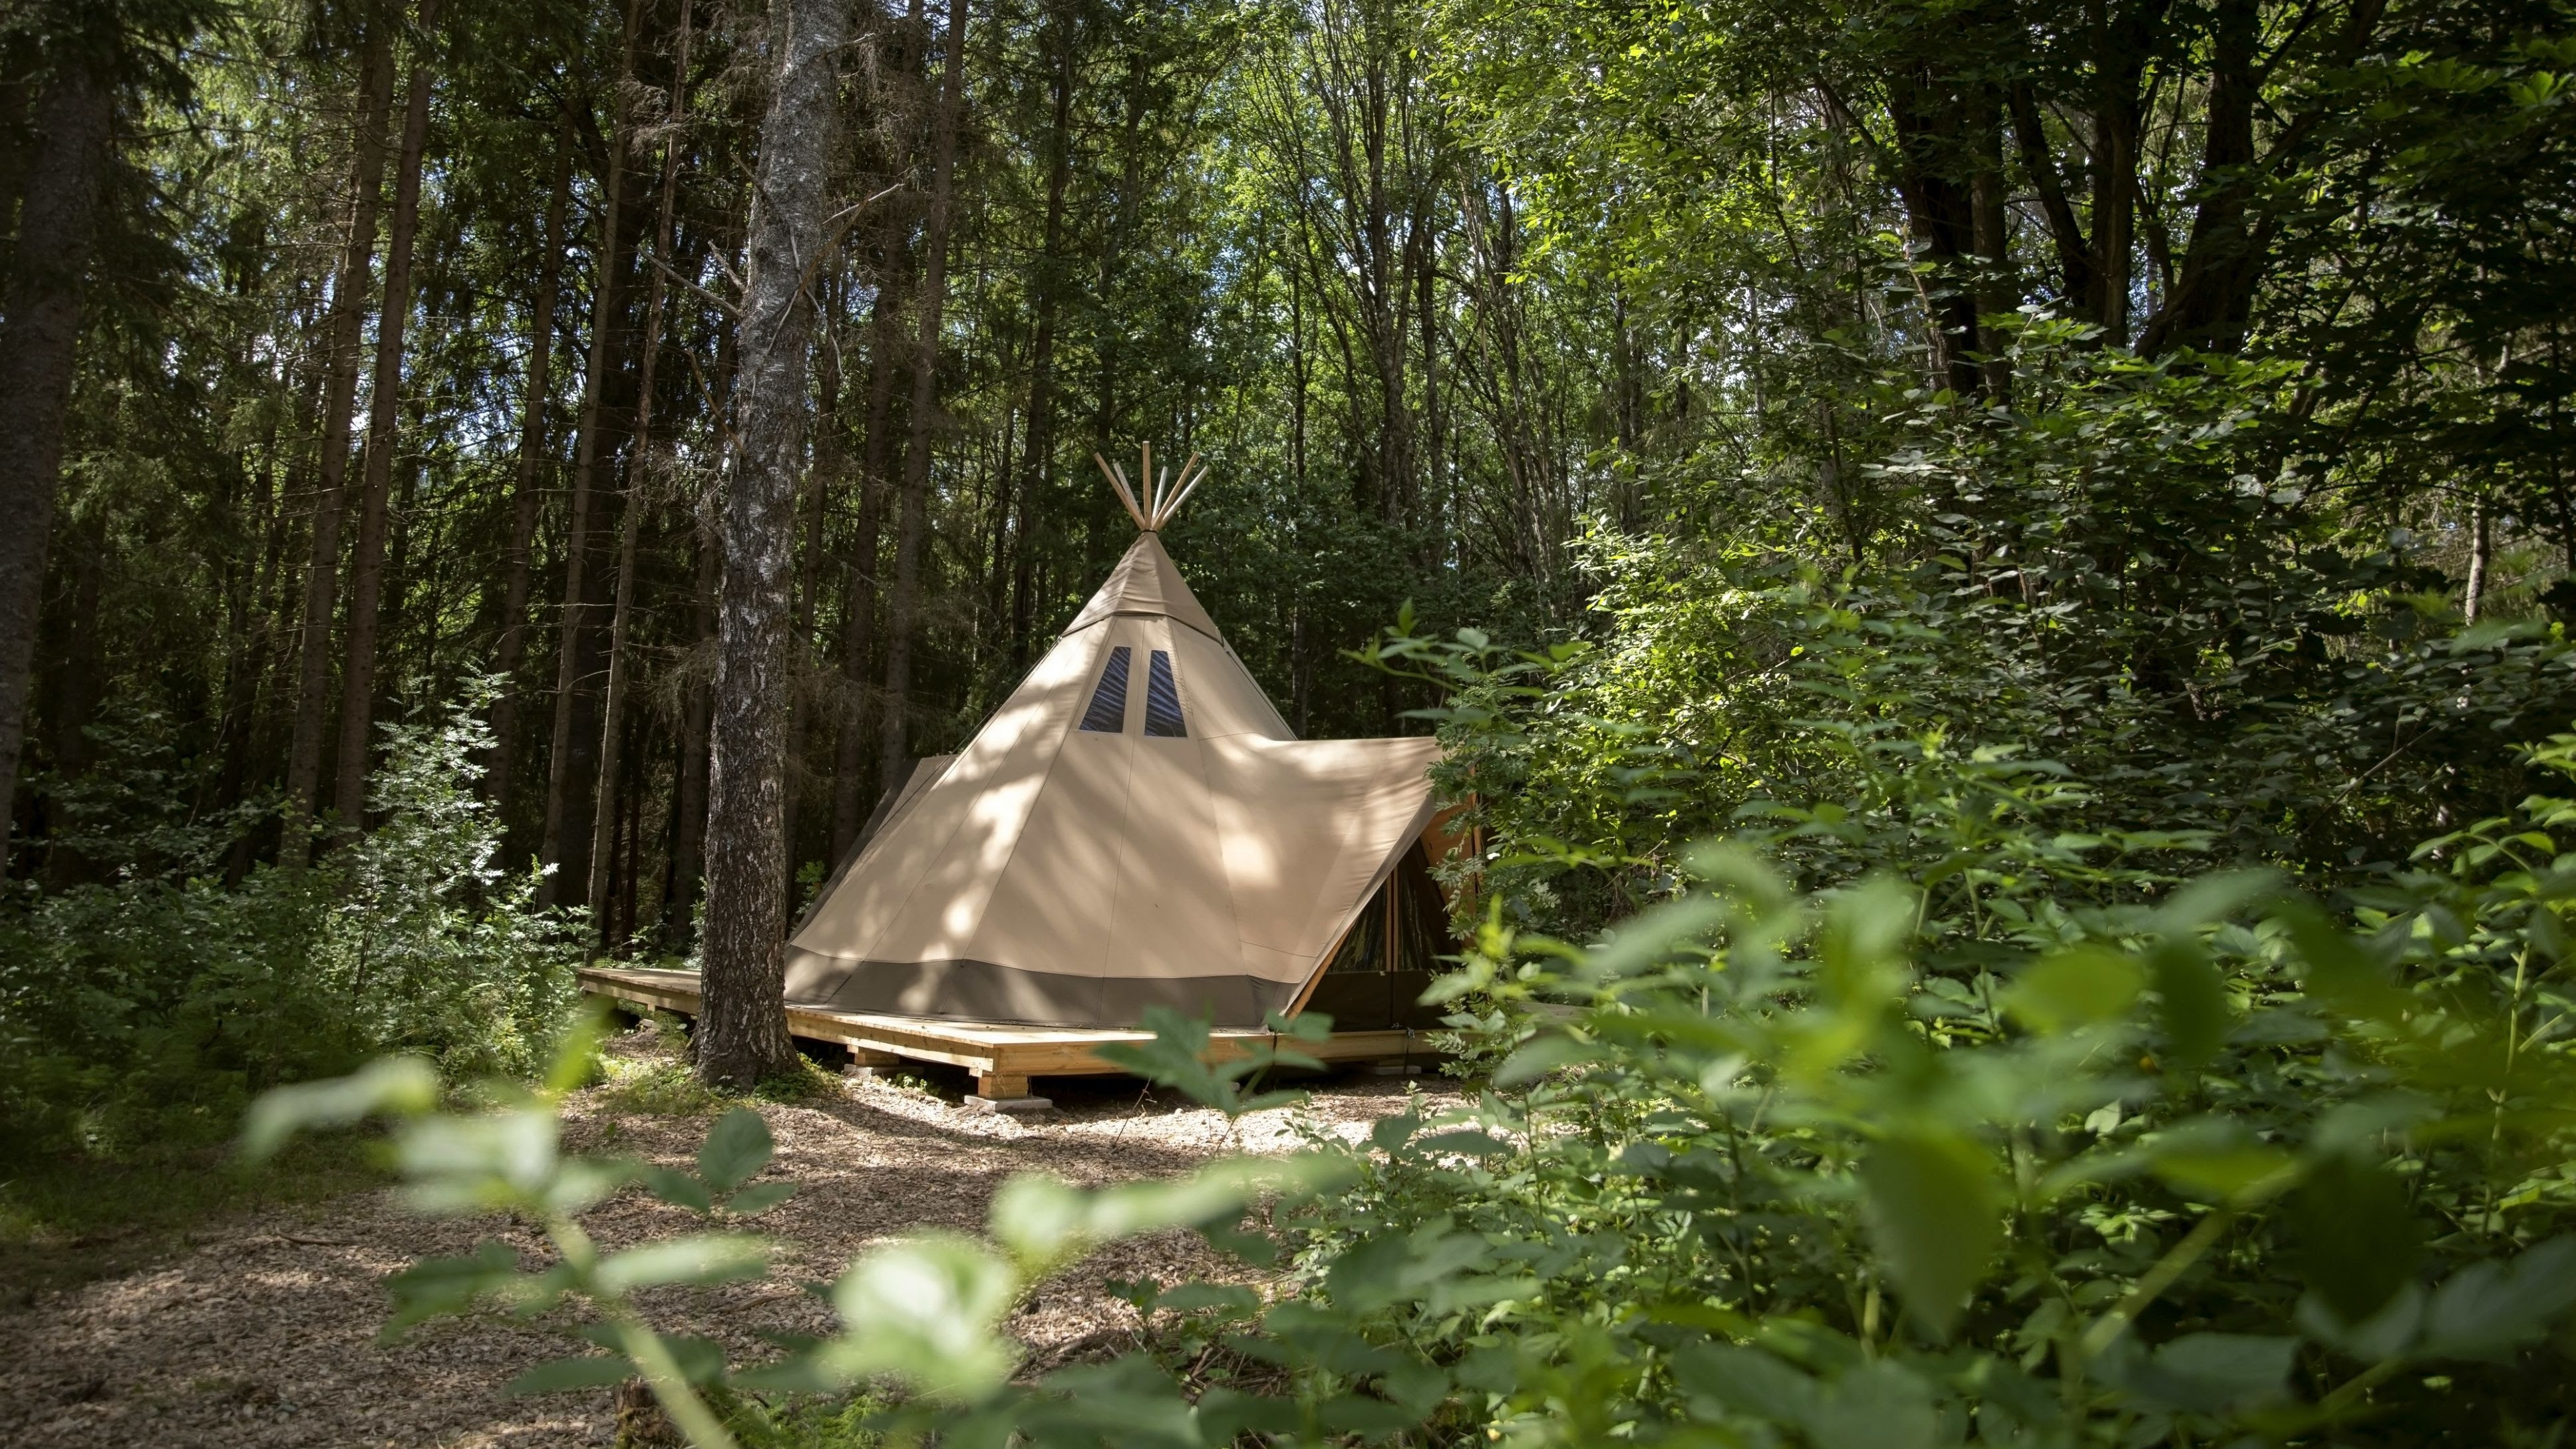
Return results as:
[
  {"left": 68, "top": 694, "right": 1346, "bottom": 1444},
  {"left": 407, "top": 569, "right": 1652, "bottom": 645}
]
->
[{"left": 1094, "top": 445, "right": 1208, "bottom": 531}]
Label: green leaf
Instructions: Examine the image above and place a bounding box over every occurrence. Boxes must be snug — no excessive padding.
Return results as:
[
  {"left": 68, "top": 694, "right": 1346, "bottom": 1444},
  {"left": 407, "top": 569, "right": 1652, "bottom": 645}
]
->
[
  {"left": 2150, "top": 1128, "right": 2298, "bottom": 1207},
  {"left": 724, "top": 1180, "right": 798, "bottom": 1217},
  {"left": 543, "top": 1003, "right": 614, "bottom": 1098},
  {"left": 1671, "top": 1342, "right": 1819, "bottom": 1424},
  {"left": 2419, "top": 1235, "right": 2576, "bottom": 1358},
  {"left": 1493, "top": 1033, "right": 1593, "bottom": 1085},
  {"left": 1146, "top": 1282, "right": 1259, "bottom": 1317},
  {"left": 2147, "top": 938, "right": 2228, "bottom": 1072},
  {"left": 1803, "top": 1359, "right": 1935, "bottom": 1449},
  {"left": 385, "top": 1241, "right": 526, "bottom": 1333},
  {"left": 395, "top": 1108, "right": 560, "bottom": 1213},
  {"left": 593, "top": 1233, "right": 769, "bottom": 1294},
  {"left": 1414, "top": 1129, "right": 1513, "bottom": 1156},
  {"left": 2005, "top": 945, "right": 2145, "bottom": 1034},
  {"left": 1855, "top": 1130, "right": 2002, "bottom": 1337},
  {"left": 506, "top": 1353, "right": 635, "bottom": 1396},
  {"left": 1369, "top": 1110, "right": 1422, "bottom": 1155},
  {"left": 2103, "top": 1333, "right": 2297, "bottom": 1413},
  {"left": 2295, "top": 1154, "right": 2424, "bottom": 1324},
  {"left": 697, "top": 1107, "right": 774, "bottom": 1193},
  {"left": 663, "top": 1335, "right": 729, "bottom": 1386},
  {"left": 239, "top": 1056, "right": 438, "bottom": 1163},
  {"left": 989, "top": 1158, "right": 1337, "bottom": 1269},
  {"left": 824, "top": 1232, "right": 1021, "bottom": 1399},
  {"left": 643, "top": 1164, "right": 714, "bottom": 1213}
]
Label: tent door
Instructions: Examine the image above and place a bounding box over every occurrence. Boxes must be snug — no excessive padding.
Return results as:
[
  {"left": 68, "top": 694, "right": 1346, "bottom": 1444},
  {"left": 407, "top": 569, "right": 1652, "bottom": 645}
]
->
[{"left": 1305, "top": 840, "right": 1452, "bottom": 1031}]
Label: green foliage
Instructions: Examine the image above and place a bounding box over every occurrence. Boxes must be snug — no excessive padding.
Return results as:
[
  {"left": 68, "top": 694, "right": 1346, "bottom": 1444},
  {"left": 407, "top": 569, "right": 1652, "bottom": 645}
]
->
[
  {"left": 1375, "top": 326, "right": 2576, "bottom": 947},
  {"left": 828, "top": 791, "right": 2571, "bottom": 1445},
  {"left": 0, "top": 686, "right": 580, "bottom": 1156}
]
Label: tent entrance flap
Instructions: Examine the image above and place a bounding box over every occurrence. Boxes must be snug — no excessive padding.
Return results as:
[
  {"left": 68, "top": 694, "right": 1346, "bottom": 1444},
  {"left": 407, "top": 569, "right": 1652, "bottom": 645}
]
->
[{"left": 1293, "top": 838, "right": 1454, "bottom": 1031}]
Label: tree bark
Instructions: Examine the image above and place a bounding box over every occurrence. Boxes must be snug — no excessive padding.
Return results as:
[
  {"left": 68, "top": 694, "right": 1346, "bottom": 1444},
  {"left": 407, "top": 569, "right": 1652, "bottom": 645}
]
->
[
  {"left": 828, "top": 251, "right": 904, "bottom": 861},
  {"left": 488, "top": 118, "right": 573, "bottom": 828},
  {"left": 588, "top": 2, "right": 691, "bottom": 935},
  {"left": 2137, "top": 0, "right": 2257, "bottom": 355},
  {"left": 1007, "top": 7, "right": 1076, "bottom": 669},
  {"left": 539, "top": 1, "right": 640, "bottom": 906},
  {"left": 0, "top": 55, "right": 112, "bottom": 870},
  {"left": 283, "top": 22, "right": 397, "bottom": 862},
  {"left": 333, "top": 0, "right": 440, "bottom": 835},
  {"left": 781, "top": 277, "right": 844, "bottom": 892},
  {"left": 878, "top": 0, "right": 968, "bottom": 794},
  {"left": 2466, "top": 495, "right": 2493, "bottom": 623},
  {"left": 699, "top": 0, "right": 849, "bottom": 1087},
  {"left": 665, "top": 526, "right": 719, "bottom": 945}
]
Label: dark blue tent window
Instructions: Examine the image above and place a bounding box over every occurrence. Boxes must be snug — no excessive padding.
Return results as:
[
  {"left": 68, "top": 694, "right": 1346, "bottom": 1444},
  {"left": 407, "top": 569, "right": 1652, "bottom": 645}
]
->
[
  {"left": 1080, "top": 647, "right": 1131, "bottom": 732},
  {"left": 1144, "top": 650, "right": 1187, "bottom": 737}
]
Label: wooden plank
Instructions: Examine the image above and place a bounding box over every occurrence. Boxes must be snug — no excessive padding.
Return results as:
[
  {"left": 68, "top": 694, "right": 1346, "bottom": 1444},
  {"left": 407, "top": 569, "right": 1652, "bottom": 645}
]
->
[{"left": 577, "top": 967, "right": 1440, "bottom": 1081}]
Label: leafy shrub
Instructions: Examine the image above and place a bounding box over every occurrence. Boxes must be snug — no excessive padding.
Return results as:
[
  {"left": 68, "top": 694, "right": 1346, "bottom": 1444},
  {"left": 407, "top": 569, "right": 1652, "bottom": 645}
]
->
[
  {"left": 0, "top": 685, "right": 579, "bottom": 1155},
  {"left": 1375, "top": 325, "right": 2576, "bottom": 943}
]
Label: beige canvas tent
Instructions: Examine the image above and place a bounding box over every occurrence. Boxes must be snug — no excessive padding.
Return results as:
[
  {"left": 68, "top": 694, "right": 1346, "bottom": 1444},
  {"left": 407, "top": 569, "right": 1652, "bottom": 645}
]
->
[{"left": 782, "top": 450, "right": 1452, "bottom": 1032}]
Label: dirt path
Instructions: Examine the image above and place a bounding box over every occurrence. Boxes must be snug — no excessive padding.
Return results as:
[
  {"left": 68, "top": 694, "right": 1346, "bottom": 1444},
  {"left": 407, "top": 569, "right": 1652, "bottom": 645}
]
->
[{"left": 1, "top": 1031, "right": 1448, "bottom": 1448}]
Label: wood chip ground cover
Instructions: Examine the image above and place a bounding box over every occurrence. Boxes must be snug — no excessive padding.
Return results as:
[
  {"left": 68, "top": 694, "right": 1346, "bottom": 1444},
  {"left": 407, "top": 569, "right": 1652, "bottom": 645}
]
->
[{"left": 0, "top": 1029, "right": 1449, "bottom": 1447}]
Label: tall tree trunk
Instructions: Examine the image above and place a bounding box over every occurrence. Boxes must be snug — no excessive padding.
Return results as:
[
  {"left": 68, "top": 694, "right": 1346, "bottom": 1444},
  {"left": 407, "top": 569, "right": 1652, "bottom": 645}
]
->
[
  {"left": 668, "top": 285, "right": 741, "bottom": 946},
  {"left": 699, "top": 0, "right": 849, "bottom": 1087},
  {"left": 1969, "top": 85, "right": 2013, "bottom": 401},
  {"left": 540, "top": 1, "right": 640, "bottom": 905},
  {"left": 665, "top": 526, "right": 719, "bottom": 943},
  {"left": 1007, "top": 9, "right": 1076, "bottom": 669},
  {"left": 488, "top": 119, "right": 573, "bottom": 827},
  {"left": 827, "top": 254, "right": 903, "bottom": 860},
  {"left": 333, "top": 0, "right": 440, "bottom": 835},
  {"left": 781, "top": 275, "right": 844, "bottom": 890},
  {"left": 588, "top": 3, "right": 691, "bottom": 935},
  {"left": 2088, "top": 0, "right": 2160, "bottom": 346},
  {"left": 878, "top": 0, "right": 968, "bottom": 793},
  {"left": 0, "top": 55, "right": 112, "bottom": 870},
  {"left": 2137, "top": 0, "right": 2257, "bottom": 355},
  {"left": 283, "top": 23, "right": 397, "bottom": 862}
]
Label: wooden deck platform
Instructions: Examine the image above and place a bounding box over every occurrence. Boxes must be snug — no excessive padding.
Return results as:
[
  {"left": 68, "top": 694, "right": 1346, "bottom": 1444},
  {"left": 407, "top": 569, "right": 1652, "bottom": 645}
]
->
[{"left": 577, "top": 965, "right": 1439, "bottom": 1104}]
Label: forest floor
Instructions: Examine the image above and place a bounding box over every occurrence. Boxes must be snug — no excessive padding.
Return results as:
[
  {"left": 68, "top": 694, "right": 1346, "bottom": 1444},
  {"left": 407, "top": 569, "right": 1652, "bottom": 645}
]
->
[{"left": 0, "top": 1021, "right": 1454, "bottom": 1448}]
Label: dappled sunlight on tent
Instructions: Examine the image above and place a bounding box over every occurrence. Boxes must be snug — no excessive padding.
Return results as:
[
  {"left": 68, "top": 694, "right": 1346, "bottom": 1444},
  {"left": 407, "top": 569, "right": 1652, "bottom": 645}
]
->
[{"left": 781, "top": 458, "right": 1452, "bottom": 1031}]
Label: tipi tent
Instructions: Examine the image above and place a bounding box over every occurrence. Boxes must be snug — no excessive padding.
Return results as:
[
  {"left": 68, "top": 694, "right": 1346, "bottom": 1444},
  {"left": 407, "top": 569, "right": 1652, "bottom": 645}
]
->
[{"left": 783, "top": 450, "right": 1452, "bottom": 1031}]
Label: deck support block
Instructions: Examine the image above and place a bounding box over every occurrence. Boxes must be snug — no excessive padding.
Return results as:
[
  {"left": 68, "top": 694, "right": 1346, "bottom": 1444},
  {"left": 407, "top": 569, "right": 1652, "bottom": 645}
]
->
[{"left": 968, "top": 1072, "right": 1052, "bottom": 1114}]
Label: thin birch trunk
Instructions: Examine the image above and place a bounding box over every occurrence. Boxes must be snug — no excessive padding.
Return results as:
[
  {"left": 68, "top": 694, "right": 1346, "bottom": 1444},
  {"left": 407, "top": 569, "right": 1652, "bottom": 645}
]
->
[
  {"left": 2467, "top": 496, "right": 2494, "bottom": 623},
  {"left": 587, "top": 3, "right": 692, "bottom": 934},
  {"left": 699, "top": 0, "right": 849, "bottom": 1086},
  {"left": 878, "top": 0, "right": 968, "bottom": 793},
  {"left": 283, "top": 24, "right": 396, "bottom": 864},
  {"left": 333, "top": 0, "right": 440, "bottom": 835}
]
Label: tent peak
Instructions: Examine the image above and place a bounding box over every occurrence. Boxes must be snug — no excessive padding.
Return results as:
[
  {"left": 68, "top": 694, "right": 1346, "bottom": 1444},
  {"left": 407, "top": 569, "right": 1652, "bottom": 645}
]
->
[
  {"left": 1061, "top": 530, "right": 1225, "bottom": 641},
  {"left": 1094, "top": 442, "right": 1208, "bottom": 532}
]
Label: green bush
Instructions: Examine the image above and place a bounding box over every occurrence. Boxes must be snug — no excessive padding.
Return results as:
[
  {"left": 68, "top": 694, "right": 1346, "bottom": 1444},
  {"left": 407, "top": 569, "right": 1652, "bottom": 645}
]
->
[{"left": 0, "top": 685, "right": 579, "bottom": 1156}]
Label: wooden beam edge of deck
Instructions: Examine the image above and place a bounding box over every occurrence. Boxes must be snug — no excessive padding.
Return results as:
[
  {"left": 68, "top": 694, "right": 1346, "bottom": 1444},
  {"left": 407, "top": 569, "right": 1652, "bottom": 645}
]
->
[{"left": 577, "top": 966, "right": 1442, "bottom": 1080}]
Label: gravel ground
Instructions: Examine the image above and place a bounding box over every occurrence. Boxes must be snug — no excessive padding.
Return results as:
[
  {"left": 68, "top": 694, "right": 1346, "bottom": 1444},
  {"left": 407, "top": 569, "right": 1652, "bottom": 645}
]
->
[{"left": 0, "top": 1028, "right": 1451, "bottom": 1448}]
